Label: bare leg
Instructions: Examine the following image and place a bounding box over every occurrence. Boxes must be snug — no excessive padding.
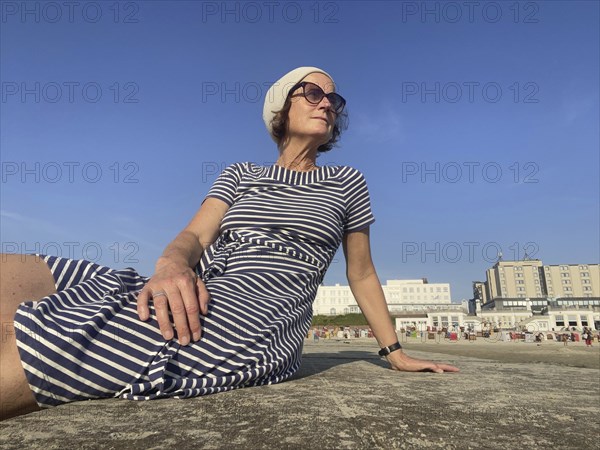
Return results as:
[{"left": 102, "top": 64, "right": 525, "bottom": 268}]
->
[{"left": 1, "top": 254, "right": 57, "bottom": 421}]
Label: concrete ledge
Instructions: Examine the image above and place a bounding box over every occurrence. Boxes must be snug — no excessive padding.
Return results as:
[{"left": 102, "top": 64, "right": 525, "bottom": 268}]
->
[{"left": 1, "top": 340, "right": 598, "bottom": 449}]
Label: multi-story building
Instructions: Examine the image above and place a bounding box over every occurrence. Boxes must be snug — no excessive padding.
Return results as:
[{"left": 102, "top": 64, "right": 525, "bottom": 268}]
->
[
  {"left": 542, "top": 264, "right": 598, "bottom": 298},
  {"left": 465, "top": 259, "right": 600, "bottom": 332},
  {"left": 313, "top": 278, "right": 453, "bottom": 315},
  {"left": 472, "top": 281, "right": 488, "bottom": 304},
  {"left": 485, "top": 260, "right": 545, "bottom": 299},
  {"left": 476, "top": 260, "right": 599, "bottom": 302}
]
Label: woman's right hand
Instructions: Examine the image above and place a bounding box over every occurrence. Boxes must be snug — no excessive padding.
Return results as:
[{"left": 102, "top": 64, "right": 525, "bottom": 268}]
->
[{"left": 136, "top": 261, "right": 211, "bottom": 345}]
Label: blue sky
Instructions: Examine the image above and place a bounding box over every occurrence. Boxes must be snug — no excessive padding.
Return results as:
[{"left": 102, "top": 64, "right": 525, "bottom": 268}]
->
[{"left": 1, "top": 0, "right": 598, "bottom": 301}]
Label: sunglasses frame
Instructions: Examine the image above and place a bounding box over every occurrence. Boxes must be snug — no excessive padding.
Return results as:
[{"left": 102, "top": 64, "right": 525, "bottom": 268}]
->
[{"left": 288, "top": 81, "right": 346, "bottom": 114}]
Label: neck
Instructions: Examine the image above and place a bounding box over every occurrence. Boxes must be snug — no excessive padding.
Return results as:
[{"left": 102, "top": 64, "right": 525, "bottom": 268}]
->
[{"left": 276, "top": 137, "right": 320, "bottom": 171}]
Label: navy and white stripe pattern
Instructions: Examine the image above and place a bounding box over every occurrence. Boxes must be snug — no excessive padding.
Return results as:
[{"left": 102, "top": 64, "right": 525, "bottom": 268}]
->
[{"left": 14, "top": 162, "right": 375, "bottom": 408}]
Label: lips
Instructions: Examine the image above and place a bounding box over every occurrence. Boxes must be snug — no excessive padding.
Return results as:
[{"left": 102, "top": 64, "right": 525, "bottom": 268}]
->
[{"left": 313, "top": 117, "right": 329, "bottom": 124}]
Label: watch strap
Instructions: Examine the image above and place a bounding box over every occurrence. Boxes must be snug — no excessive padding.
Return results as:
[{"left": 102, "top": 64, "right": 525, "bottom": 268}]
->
[{"left": 378, "top": 341, "right": 402, "bottom": 357}]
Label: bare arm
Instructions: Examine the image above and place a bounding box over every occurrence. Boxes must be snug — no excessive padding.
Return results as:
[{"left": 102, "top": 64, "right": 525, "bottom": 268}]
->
[
  {"left": 137, "top": 197, "right": 229, "bottom": 345},
  {"left": 154, "top": 197, "right": 227, "bottom": 271},
  {"left": 342, "top": 227, "right": 459, "bottom": 373}
]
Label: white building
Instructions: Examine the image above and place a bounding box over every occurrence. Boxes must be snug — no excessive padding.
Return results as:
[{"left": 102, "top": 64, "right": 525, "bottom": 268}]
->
[
  {"left": 393, "top": 298, "right": 599, "bottom": 333},
  {"left": 394, "top": 306, "right": 468, "bottom": 332},
  {"left": 476, "top": 297, "right": 600, "bottom": 332},
  {"left": 313, "top": 278, "right": 452, "bottom": 315}
]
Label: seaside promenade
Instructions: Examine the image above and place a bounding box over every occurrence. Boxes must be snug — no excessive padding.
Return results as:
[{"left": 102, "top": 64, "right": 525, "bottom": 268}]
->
[{"left": 1, "top": 337, "right": 598, "bottom": 449}]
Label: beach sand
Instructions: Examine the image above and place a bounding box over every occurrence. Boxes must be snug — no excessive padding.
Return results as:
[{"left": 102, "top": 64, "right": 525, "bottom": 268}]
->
[
  {"left": 306, "top": 335, "right": 600, "bottom": 369},
  {"left": 396, "top": 336, "right": 600, "bottom": 369}
]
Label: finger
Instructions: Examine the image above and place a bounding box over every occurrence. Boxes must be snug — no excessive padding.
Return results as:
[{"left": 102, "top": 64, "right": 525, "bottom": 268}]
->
[
  {"left": 427, "top": 363, "right": 458, "bottom": 373},
  {"left": 167, "top": 287, "right": 192, "bottom": 346},
  {"left": 196, "top": 278, "right": 211, "bottom": 316},
  {"left": 136, "top": 288, "right": 150, "bottom": 321},
  {"left": 440, "top": 364, "right": 460, "bottom": 373},
  {"left": 153, "top": 292, "right": 174, "bottom": 341},
  {"left": 177, "top": 277, "right": 202, "bottom": 343}
]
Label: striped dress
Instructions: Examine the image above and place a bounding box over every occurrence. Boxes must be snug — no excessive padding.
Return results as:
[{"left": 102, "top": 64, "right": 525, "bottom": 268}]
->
[{"left": 14, "top": 162, "right": 375, "bottom": 408}]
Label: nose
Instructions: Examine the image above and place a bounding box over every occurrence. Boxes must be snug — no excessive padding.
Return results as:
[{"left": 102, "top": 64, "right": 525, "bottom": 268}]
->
[{"left": 317, "top": 94, "right": 333, "bottom": 111}]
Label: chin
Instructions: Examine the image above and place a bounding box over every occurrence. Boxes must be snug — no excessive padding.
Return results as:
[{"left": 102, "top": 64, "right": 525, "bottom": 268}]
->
[{"left": 313, "top": 135, "right": 331, "bottom": 147}]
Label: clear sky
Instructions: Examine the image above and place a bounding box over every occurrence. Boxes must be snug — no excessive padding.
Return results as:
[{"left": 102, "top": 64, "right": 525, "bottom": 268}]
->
[{"left": 1, "top": 0, "right": 598, "bottom": 301}]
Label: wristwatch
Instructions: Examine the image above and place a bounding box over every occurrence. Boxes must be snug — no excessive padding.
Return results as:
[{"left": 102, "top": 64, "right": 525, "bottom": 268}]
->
[{"left": 378, "top": 341, "right": 402, "bottom": 357}]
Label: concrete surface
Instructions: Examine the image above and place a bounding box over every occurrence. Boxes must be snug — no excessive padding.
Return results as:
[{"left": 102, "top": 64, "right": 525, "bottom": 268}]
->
[{"left": 1, "top": 339, "right": 598, "bottom": 449}]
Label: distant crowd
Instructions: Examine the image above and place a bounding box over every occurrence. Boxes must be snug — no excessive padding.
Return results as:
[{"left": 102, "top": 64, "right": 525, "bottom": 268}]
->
[
  {"left": 307, "top": 326, "right": 372, "bottom": 340},
  {"left": 307, "top": 324, "right": 598, "bottom": 347}
]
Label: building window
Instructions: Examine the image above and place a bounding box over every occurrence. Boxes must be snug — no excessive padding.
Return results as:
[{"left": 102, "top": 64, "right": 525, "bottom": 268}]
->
[
  {"left": 580, "top": 316, "right": 588, "bottom": 326},
  {"left": 555, "top": 315, "right": 565, "bottom": 326},
  {"left": 584, "top": 286, "right": 592, "bottom": 291},
  {"left": 330, "top": 308, "right": 336, "bottom": 315},
  {"left": 517, "top": 280, "right": 524, "bottom": 284},
  {"left": 581, "top": 272, "right": 589, "bottom": 277},
  {"left": 562, "top": 280, "right": 571, "bottom": 285},
  {"left": 516, "top": 273, "right": 523, "bottom": 278},
  {"left": 579, "top": 265, "right": 588, "bottom": 270},
  {"left": 568, "top": 316, "right": 577, "bottom": 327},
  {"left": 560, "top": 266, "right": 568, "bottom": 270},
  {"left": 561, "top": 273, "right": 569, "bottom": 278}
]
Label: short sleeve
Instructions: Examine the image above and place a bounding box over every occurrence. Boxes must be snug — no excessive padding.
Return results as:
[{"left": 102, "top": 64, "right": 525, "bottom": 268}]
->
[
  {"left": 344, "top": 169, "right": 376, "bottom": 232},
  {"left": 204, "top": 163, "right": 244, "bottom": 206}
]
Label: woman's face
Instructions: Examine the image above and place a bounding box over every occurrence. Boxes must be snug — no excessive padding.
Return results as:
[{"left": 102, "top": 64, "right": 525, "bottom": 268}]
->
[{"left": 285, "top": 73, "right": 338, "bottom": 147}]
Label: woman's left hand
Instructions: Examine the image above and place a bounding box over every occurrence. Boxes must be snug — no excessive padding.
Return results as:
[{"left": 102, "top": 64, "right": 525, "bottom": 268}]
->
[{"left": 385, "top": 350, "right": 460, "bottom": 373}]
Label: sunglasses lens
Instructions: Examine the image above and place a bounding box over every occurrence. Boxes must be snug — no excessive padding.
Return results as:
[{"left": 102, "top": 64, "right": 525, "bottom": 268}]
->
[
  {"left": 302, "top": 83, "right": 345, "bottom": 112},
  {"left": 304, "top": 85, "right": 324, "bottom": 104},
  {"left": 328, "top": 94, "right": 344, "bottom": 112}
]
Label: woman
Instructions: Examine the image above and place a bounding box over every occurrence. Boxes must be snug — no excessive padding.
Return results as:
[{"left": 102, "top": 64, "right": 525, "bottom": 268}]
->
[
  {"left": 1, "top": 66, "right": 458, "bottom": 421},
  {"left": 583, "top": 327, "right": 593, "bottom": 347}
]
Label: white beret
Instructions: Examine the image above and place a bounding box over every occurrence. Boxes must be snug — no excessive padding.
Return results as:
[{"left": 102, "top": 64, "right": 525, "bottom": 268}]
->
[{"left": 262, "top": 66, "right": 334, "bottom": 143}]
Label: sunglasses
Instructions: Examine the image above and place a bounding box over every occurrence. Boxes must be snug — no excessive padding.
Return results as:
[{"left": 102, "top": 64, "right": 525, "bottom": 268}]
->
[{"left": 289, "top": 81, "right": 346, "bottom": 114}]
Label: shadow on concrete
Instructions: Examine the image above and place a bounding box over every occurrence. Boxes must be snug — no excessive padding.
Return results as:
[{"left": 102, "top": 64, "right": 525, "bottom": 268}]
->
[{"left": 291, "top": 350, "right": 389, "bottom": 381}]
